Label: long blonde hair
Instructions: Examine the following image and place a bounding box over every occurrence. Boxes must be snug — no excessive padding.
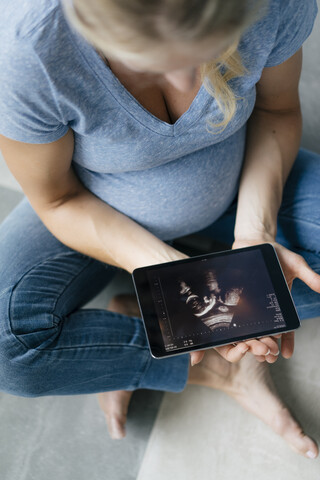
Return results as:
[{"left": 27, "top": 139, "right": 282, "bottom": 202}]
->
[{"left": 63, "top": 0, "right": 264, "bottom": 132}]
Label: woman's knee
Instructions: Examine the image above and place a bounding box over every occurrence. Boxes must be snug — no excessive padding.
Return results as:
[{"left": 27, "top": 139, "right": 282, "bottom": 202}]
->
[
  {"left": 0, "top": 320, "right": 57, "bottom": 398},
  {"left": 0, "top": 352, "right": 45, "bottom": 398},
  {"left": 0, "top": 337, "right": 44, "bottom": 398},
  {"left": 0, "top": 278, "right": 60, "bottom": 397}
]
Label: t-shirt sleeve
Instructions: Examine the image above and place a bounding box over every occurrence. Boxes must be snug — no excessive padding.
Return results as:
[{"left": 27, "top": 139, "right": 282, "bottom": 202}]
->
[
  {"left": 0, "top": 36, "right": 69, "bottom": 144},
  {"left": 265, "top": 0, "right": 318, "bottom": 67}
]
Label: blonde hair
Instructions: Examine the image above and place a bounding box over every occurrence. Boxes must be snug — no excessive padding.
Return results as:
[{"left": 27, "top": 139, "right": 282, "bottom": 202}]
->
[
  {"left": 200, "top": 40, "right": 247, "bottom": 132},
  {"left": 63, "top": 0, "right": 264, "bottom": 132}
]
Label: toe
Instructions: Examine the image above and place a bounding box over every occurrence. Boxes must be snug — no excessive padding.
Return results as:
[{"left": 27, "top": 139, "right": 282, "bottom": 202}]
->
[
  {"left": 289, "top": 431, "right": 318, "bottom": 459},
  {"left": 273, "top": 407, "right": 318, "bottom": 459},
  {"left": 221, "top": 355, "right": 318, "bottom": 459},
  {"left": 106, "top": 415, "right": 126, "bottom": 439}
]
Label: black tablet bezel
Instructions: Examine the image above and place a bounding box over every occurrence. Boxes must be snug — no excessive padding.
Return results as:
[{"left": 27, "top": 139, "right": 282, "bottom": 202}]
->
[{"left": 132, "top": 243, "right": 300, "bottom": 359}]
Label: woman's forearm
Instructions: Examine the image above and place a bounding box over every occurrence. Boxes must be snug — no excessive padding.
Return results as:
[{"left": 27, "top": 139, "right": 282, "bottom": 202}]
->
[
  {"left": 234, "top": 105, "right": 302, "bottom": 241},
  {"left": 37, "top": 185, "right": 187, "bottom": 273}
]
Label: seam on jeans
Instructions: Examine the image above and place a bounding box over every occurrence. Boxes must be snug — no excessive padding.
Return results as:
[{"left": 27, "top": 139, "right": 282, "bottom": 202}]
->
[
  {"left": 72, "top": 308, "right": 143, "bottom": 324},
  {"left": 7, "top": 251, "right": 98, "bottom": 349},
  {"left": 34, "top": 369, "right": 134, "bottom": 396},
  {"left": 278, "top": 213, "right": 320, "bottom": 237},
  {"left": 277, "top": 213, "right": 320, "bottom": 256},
  {"left": 9, "top": 344, "right": 149, "bottom": 375},
  {"left": 279, "top": 213, "right": 320, "bottom": 227},
  {"left": 0, "top": 285, "right": 14, "bottom": 300},
  {"left": 2, "top": 284, "right": 29, "bottom": 354},
  {"left": 35, "top": 344, "right": 147, "bottom": 352},
  {"left": 135, "top": 352, "right": 153, "bottom": 389},
  {"left": 50, "top": 257, "right": 96, "bottom": 323},
  {"left": 297, "top": 300, "right": 320, "bottom": 308}
]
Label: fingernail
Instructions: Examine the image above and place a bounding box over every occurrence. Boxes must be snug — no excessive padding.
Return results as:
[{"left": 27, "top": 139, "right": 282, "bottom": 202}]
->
[
  {"left": 190, "top": 357, "right": 195, "bottom": 367},
  {"left": 241, "top": 347, "right": 249, "bottom": 354},
  {"left": 306, "top": 450, "right": 317, "bottom": 459},
  {"left": 265, "top": 349, "right": 271, "bottom": 356},
  {"left": 272, "top": 350, "right": 280, "bottom": 356}
]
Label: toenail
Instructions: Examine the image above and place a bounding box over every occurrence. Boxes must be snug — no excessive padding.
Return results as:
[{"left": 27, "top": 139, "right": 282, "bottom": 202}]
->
[{"left": 306, "top": 450, "right": 317, "bottom": 459}]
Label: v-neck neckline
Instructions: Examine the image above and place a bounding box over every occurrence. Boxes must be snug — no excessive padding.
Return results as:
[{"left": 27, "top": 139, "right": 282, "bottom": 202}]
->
[{"left": 67, "top": 26, "right": 210, "bottom": 137}]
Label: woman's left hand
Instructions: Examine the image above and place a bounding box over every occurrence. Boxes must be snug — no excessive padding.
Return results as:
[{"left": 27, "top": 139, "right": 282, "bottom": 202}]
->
[{"left": 190, "top": 236, "right": 320, "bottom": 367}]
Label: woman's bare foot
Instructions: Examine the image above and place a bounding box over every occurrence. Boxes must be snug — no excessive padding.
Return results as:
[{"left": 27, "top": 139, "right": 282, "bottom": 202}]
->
[
  {"left": 98, "top": 390, "right": 133, "bottom": 439},
  {"left": 188, "top": 348, "right": 318, "bottom": 459},
  {"left": 97, "top": 294, "right": 140, "bottom": 439},
  {"left": 99, "top": 294, "right": 318, "bottom": 457}
]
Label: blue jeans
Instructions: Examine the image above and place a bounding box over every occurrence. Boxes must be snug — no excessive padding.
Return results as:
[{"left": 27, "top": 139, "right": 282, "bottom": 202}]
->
[{"left": 0, "top": 148, "right": 319, "bottom": 397}]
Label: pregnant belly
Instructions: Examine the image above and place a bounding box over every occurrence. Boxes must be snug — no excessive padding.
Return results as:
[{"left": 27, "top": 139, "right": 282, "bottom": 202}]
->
[{"left": 73, "top": 138, "right": 245, "bottom": 240}]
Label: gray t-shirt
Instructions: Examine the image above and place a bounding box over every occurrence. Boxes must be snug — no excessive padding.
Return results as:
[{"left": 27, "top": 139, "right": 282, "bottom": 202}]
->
[{"left": 0, "top": 0, "right": 317, "bottom": 240}]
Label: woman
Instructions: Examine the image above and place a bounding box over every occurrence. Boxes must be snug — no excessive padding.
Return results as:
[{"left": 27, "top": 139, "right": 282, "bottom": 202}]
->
[{"left": 0, "top": 0, "right": 319, "bottom": 459}]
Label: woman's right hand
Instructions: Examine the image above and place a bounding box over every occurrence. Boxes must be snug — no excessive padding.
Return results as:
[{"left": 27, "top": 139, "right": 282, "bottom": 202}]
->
[{"left": 190, "top": 333, "right": 283, "bottom": 367}]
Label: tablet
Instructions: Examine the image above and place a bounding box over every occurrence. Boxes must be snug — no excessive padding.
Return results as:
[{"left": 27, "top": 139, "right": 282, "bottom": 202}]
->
[{"left": 132, "top": 243, "right": 300, "bottom": 359}]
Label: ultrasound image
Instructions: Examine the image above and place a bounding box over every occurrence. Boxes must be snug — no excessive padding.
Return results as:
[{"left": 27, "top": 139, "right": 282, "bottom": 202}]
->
[
  {"left": 179, "top": 271, "right": 243, "bottom": 331},
  {"left": 147, "top": 249, "right": 286, "bottom": 351}
]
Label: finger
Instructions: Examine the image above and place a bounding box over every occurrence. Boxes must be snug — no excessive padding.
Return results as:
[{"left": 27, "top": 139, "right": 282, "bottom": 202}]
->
[
  {"left": 190, "top": 350, "right": 205, "bottom": 366},
  {"left": 292, "top": 254, "right": 320, "bottom": 294},
  {"left": 265, "top": 353, "right": 279, "bottom": 364},
  {"left": 253, "top": 351, "right": 278, "bottom": 363},
  {"left": 281, "top": 331, "right": 295, "bottom": 359},
  {"left": 258, "top": 336, "right": 280, "bottom": 356},
  {"left": 216, "top": 343, "right": 249, "bottom": 363},
  {"left": 244, "top": 339, "right": 270, "bottom": 356},
  {"left": 254, "top": 355, "right": 268, "bottom": 363},
  {"left": 251, "top": 338, "right": 280, "bottom": 363}
]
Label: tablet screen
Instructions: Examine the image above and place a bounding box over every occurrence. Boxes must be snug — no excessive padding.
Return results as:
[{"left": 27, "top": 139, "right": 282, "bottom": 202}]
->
[{"left": 138, "top": 246, "right": 293, "bottom": 355}]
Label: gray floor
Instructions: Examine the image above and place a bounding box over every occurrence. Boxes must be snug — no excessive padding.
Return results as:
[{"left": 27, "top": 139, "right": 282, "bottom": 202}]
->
[
  {"left": 0, "top": 187, "right": 163, "bottom": 480},
  {"left": 0, "top": 390, "right": 163, "bottom": 480},
  {"left": 138, "top": 316, "right": 320, "bottom": 480}
]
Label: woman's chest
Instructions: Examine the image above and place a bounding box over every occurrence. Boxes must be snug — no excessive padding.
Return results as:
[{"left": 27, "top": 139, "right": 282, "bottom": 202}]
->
[
  {"left": 66, "top": 50, "right": 257, "bottom": 173},
  {"left": 70, "top": 82, "right": 256, "bottom": 174},
  {"left": 104, "top": 58, "right": 202, "bottom": 124}
]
